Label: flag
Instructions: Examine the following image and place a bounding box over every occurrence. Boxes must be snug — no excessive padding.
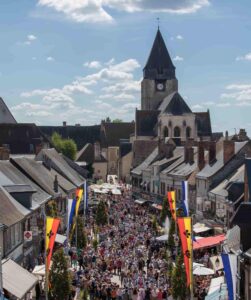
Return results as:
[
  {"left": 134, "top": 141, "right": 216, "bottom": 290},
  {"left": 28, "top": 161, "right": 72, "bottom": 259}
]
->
[
  {"left": 67, "top": 198, "right": 76, "bottom": 233},
  {"left": 84, "top": 181, "right": 88, "bottom": 213},
  {"left": 177, "top": 217, "right": 192, "bottom": 290},
  {"left": 181, "top": 181, "right": 189, "bottom": 216},
  {"left": 167, "top": 191, "right": 176, "bottom": 221},
  {"left": 46, "top": 217, "right": 60, "bottom": 270},
  {"left": 75, "top": 188, "right": 83, "bottom": 217},
  {"left": 221, "top": 253, "right": 237, "bottom": 300}
]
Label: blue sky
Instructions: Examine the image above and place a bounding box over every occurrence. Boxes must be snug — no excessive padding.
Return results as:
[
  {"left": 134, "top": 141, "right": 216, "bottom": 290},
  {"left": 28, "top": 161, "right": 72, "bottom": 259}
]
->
[{"left": 0, "top": 0, "right": 251, "bottom": 134}]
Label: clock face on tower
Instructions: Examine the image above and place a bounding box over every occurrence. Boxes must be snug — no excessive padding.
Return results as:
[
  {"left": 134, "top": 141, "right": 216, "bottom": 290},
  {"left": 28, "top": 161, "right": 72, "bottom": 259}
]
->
[{"left": 155, "top": 81, "right": 166, "bottom": 92}]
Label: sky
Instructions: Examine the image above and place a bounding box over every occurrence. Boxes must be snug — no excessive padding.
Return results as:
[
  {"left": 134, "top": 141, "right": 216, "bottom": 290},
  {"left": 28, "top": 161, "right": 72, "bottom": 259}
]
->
[{"left": 0, "top": 0, "right": 251, "bottom": 134}]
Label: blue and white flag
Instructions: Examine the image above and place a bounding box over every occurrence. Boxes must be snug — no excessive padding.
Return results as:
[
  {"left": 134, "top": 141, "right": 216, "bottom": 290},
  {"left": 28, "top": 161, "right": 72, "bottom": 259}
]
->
[
  {"left": 84, "top": 181, "right": 88, "bottom": 214},
  {"left": 67, "top": 198, "right": 76, "bottom": 233},
  {"left": 181, "top": 181, "right": 189, "bottom": 216},
  {"left": 221, "top": 253, "right": 237, "bottom": 300}
]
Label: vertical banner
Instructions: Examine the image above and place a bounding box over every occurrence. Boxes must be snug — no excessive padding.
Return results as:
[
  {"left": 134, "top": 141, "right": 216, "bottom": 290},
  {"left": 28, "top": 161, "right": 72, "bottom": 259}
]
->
[
  {"left": 167, "top": 191, "right": 176, "bottom": 221},
  {"left": 177, "top": 217, "right": 192, "bottom": 290},
  {"left": 75, "top": 188, "right": 83, "bottom": 217},
  {"left": 84, "top": 181, "right": 88, "bottom": 214},
  {"left": 46, "top": 217, "right": 60, "bottom": 270},
  {"left": 67, "top": 198, "right": 76, "bottom": 234},
  {"left": 181, "top": 181, "right": 189, "bottom": 217},
  {"left": 221, "top": 253, "right": 237, "bottom": 300}
]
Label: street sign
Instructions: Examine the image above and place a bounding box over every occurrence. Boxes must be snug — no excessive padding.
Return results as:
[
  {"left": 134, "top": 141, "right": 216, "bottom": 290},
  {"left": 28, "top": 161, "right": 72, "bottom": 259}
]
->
[{"left": 24, "top": 231, "right": 32, "bottom": 242}]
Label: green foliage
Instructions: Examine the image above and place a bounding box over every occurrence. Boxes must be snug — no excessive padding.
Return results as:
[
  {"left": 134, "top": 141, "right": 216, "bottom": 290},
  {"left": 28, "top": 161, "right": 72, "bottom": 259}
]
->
[
  {"left": 160, "top": 197, "right": 170, "bottom": 224},
  {"left": 49, "top": 249, "right": 71, "bottom": 300},
  {"left": 112, "top": 118, "right": 123, "bottom": 123},
  {"left": 46, "top": 200, "right": 58, "bottom": 218},
  {"left": 171, "top": 254, "right": 187, "bottom": 300},
  {"left": 51, "top": 132, "right": 77, "bottom": 160},
  {"left": 152, "top": 215, "right": 158, "bottom": 233},
  {"left": 95, "top": 201, "right": 108, "bottom": 226},
  {"left": 74, "top": 216, "right": 87, "bottom": 249},
  {"left": 92, "top": 238, "right": 98, "bottom": 251},
  {"left": 167, "top": 218, "right": 175, "bottom": 248}
]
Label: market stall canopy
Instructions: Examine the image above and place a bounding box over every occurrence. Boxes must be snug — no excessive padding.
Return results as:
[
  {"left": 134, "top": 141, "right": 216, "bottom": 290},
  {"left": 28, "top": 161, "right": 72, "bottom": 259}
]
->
[
  {"left": 193, "top": 234, "right": 225, "bottom": 250},
  {"left": 193, "top": 223, "right": 211, "bottom": 234},
  {"left": 207, "top": 276, "right": 225, "bottom": 295},
  {"left": 55, "top": 233, "right": 67, "bottom": 245},
  {"left": 135, "top": 199, "right": 147, "bottom": 205},
  {"left": 193, "top": 265, "right": 214, "bottom": 276},
  {"left": 156, "top": 234, "right": 168, "bottom": 241},
  {"left": 32, "top": 265, "right": 46, "bottom": 277},
  {"left": 205, "top": 284, "right": 228, "bottom": 300},
  {"left": 152, "top": 203, "right": 162, "bottom": 210},
  {"left": 2, "top": 258, "right": 38, "bottom": 299},
  {"left": 112, "top": 189, "right": 121, "bottom": 195}
]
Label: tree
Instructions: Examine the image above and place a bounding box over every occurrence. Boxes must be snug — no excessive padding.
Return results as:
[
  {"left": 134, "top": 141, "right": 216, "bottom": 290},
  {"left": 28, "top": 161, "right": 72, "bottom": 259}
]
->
[
  {"left": 46, "top": 200, "right": 58, "bottom": 218},
  {"left": 152, "top": 215, "right": 158, "bottom": 234},
  {"left": 95, "top": 201, "right": 108, "bottom": 226},
  {"left": 49, "top": 249, "right": 71, "bottom": 300},
  {"left": 112, "top": 118, "right": 123, "bottom": 123},
  {"left": 167, "top": 218, "right": 175, "bottom": 248},
  {"left": 92, "top": 238, "right": 98, "bottom": 252},
  {"left": 73, "top": 216, "right": 87, "bottom": 250},
  {"left": 160, "top": 197, "right": 170, "bottom": 224},
  {"left": 61, "top": 139, "right": 77, "bottom": 160},
  {"left": 171, "top": 254, "right": 187, "bottom": 300},
  {"left": 51, "top": 132, "right": 77, "bottom": 160}
]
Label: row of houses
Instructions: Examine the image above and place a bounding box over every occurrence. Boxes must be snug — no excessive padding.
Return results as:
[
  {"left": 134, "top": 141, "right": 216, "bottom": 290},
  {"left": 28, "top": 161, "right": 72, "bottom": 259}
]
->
[
  {"left": 131, "top": 129, "right": 251, "bottom": 231},
  {"left": 0, "top": 147, "right": 86, "bottom": 271}
]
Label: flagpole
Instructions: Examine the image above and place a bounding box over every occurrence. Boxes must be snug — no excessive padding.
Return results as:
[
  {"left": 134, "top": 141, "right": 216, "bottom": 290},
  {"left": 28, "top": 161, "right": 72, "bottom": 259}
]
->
[
  {"left": 190, "top": 215, "right": 194, "bottom": 300},
  {"left": 0, "top": 246, "right": 3, "bottom": 300},
  {"left": 43, "top": 206, "right": 48, "bottom": 300}
]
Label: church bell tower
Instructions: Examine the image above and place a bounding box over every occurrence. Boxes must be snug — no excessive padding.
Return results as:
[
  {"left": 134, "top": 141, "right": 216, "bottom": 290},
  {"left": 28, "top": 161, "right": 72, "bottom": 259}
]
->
[{"left": 141, "top": 29, "right": 178, "bottom": 110}]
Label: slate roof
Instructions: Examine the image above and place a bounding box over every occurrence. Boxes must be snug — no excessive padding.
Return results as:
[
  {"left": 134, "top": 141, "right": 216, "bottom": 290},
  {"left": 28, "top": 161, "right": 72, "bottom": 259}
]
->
[
  {"left": 136, "top": 110, "right": 159, "bottom": 136},
  {"left": 36, "top": 148, "right": 85, "bottom": 187},
  {"left": 76, "top": 143, "right": 94, "bottom": 163},
  {"left": 0, "top": 123, "right": 51, "bottom": 154},
  {"left": 143, "top": 29, "right": 176, "bottom": 80},
  {"left": 0, "top": 186, "right": 30, "bottom": 227},
  {"left": 159, "top": 92, "right": 192, "bottom": 115},
  {"left": 120, "top": 141, "right": 132, "bottom": 158},
  {"left": 0, "top": 161, "right": 51, "bottom": 207},
  {"left": 11, "top": 157, "right": 67, "bottom": 197},
  {"left": 0, "top": 97, "right": 17, "bottom": 124},
  {"left": 132, "top": 140, "right": 158, "bottom": 167},
  {"left": 63, "top": 155, "right": 88, "bottom": 178},
  {"left": 100, "top": 122, "right": 135, "bottom": 148},
  {"left": 195, "top": 112, "right": 212, "bottom": 137},
  {"left": 39, "top": 125, "right": 101, "bottom": 150},
  {"left": 131, "top": 147, "right": 158, "bottom": 176}
]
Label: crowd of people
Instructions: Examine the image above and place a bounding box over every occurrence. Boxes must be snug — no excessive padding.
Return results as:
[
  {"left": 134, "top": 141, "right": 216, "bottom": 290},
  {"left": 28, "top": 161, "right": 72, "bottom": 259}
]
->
[{"left": 68, "top": 191, "right": 174, "bottom": 300}]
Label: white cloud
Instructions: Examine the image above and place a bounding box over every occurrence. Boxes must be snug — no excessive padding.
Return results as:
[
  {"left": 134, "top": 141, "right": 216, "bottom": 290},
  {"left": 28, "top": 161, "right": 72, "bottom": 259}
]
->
[
  {"left": 204, "top": 101, "right": 215, "bottom": 106},
  {"left": 47, "top": 56, "right": 55, "bottom": 61},
  {"left": 26, "top": 111, "right": 52, "bottom": 117},
  {"left": 37, "top": 0, "right": 210, "bottom": 23},
  {"left": 192, "top": 104, "right": 204, "bottom": 110},
  {"left": 173, "top": 56, "right": 184, "bottom": 61},
  {"left": 176, "top": 35, "right": 184, "bottom": 40},
  {"left": 221, "top": 83, "right": 251, "bottom": 102},
  {"left": 27, "top": 34, "right": 37, "bottom": 41},
  {"left": 216, "top": 102, "right": 231, "bottom": 107},
  {"left": 236, "top": 52, "right": 251, "bottom": 61},
  {"left": 84, "top": 60, "right": 102, "bottom": 69},
  {"left": 32, "top": 57, "right": 37, "bottom": 60}
]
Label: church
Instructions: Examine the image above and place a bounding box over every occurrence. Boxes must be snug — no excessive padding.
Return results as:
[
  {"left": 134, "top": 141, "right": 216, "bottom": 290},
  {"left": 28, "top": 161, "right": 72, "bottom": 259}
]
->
[{"left": 133, "top": 28, "right": 212, "bottom": 149}]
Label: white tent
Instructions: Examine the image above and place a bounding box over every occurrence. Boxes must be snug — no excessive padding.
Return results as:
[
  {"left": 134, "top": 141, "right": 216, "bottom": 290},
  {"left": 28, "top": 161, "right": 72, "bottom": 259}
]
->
[
  {"left": 193, "top": 222, "right": 211, "bottom": 234},
  {"left": 112, "top": 189, "right": 121, "bottom": 195},
  {"left": 193, "top": 265, "right": 214, "bottom": 276},
  {"left": 207, "top": 276, "right": 225, "bottom": 295},
  {"left": 32, "top": 265, "right": 46, "bottom": 277},
  {"left": 156, "top": 234, "right": 168, "bottom": 241}
]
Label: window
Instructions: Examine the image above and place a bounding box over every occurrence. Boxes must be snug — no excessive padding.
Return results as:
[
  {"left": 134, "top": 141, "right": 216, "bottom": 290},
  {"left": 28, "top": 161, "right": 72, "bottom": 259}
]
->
[
  {"left": 163, "top": 127, "right": 169, "bottom": 137},
  {"left": 186, "top": 127, "right": 191, "bottom": 138},
  {"left": 174, "top": 126, "right": 181, "bottom": 137}
]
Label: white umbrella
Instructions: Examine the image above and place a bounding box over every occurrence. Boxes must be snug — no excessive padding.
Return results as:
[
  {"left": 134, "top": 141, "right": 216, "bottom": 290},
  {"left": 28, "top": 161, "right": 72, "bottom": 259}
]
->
[
  {"left": 193, "top": 265, "right": 214, "bottom": 276},
  {"left": 156, "top": 234, "right": 168, "bottom": 241}
]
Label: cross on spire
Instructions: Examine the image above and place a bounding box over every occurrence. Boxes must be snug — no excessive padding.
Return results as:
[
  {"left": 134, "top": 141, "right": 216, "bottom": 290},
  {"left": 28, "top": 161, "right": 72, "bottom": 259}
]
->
[{"left": 157, "top": 17, "right": 160, "bottom": 30}]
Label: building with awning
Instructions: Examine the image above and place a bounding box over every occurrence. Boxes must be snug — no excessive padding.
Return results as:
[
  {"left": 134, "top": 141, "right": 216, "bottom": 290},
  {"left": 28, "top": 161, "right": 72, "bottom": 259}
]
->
[
  {"left": 193, "top": 234, "right": 225, "bottom": 250},
  {"left": 2, "top": 258, "right": 38, "bottom": 299}
]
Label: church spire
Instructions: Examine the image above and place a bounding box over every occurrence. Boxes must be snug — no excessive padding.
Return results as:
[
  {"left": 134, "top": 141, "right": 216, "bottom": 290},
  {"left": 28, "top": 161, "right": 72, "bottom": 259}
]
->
[{"left": 143, "top": 29, "right": 176, "bottom": 80}]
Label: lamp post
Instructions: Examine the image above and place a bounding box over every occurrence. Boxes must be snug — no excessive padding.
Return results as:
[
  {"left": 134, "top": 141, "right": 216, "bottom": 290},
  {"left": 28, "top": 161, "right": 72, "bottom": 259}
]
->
[{"left": 0, "top": 246, "right": 3, "bottom": 300}]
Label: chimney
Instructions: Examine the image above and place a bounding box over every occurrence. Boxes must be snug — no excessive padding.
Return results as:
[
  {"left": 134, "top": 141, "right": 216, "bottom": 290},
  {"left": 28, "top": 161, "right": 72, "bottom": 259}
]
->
[
  {"left": 94, "top": 142, "right": 101, "bottom": 160},
  {"left": 63, "top": 121, "right": 67, "bottom": 127},
  {"left": 198, "top": 141, "right": 205, "bottom": 170},
  {"left": 54, "top": 175, "right": 59, "bottom": 193},
  {"left": 0, "top": 146, "right": 10, "bottom": 160},
  {"left": 223, "top": 131, "right": 235, "bottom": 164},
  {"left": 209, "top": 141, "right": 216, "bottom": 164},
  {"left": 35, "top": 143, "right": 43, "bottom": 155},
  {"left": 187, "top": 147, "right": 194, "bottom": 164},
  {"left": 75, "top": 123, "right": 80, "bottom": 127},
  {"left": 238, "top": 129, "right": 248, "bottom": 141}
]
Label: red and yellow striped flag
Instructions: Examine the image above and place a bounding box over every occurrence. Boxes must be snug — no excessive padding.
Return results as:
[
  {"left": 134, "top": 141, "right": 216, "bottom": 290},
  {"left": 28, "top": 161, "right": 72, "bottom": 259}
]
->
[
  {"left": 46, "top": 217, "right": 60, "bottom": 270},
  {"left": 177, "top": 217, "right": 192, "bottom": 290},
  {"left": 75, "top": 188, "right": 83, "bottom": 217},
  {"left": 167, "top": 191, "right": 176, "bottom": 221}
]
